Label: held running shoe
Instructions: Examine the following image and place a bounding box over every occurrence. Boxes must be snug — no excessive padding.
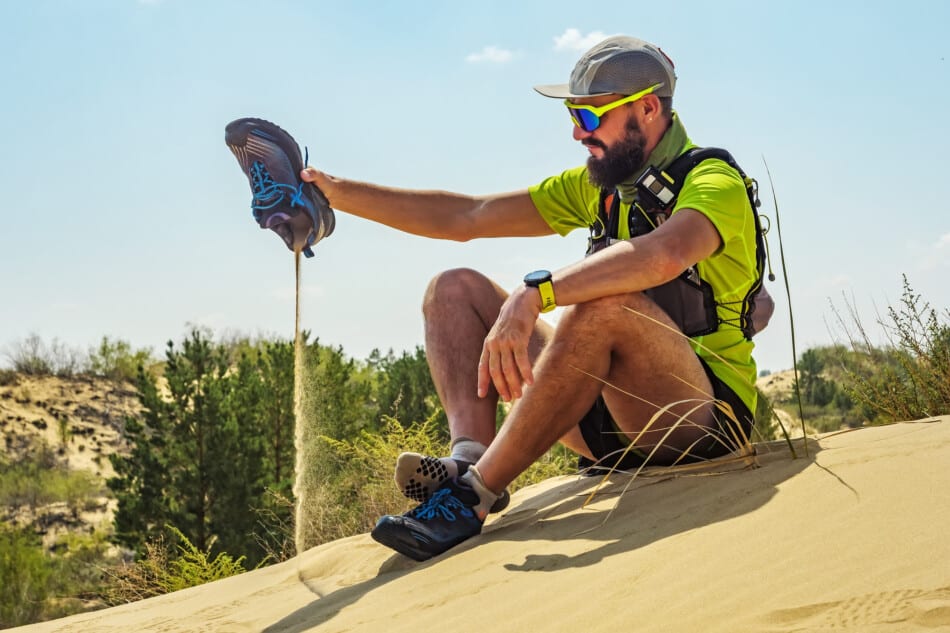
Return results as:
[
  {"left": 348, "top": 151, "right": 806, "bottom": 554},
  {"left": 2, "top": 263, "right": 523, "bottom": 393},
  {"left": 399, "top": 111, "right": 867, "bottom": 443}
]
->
[
  {"left": 372, "top": 475, "right": 489, "bottom": 562},
  {"left": 395, "top": 452, "right": 510, "bottom": 513},
  {"left": 225, "top": 118, "right": 335, "bottom": 257}
]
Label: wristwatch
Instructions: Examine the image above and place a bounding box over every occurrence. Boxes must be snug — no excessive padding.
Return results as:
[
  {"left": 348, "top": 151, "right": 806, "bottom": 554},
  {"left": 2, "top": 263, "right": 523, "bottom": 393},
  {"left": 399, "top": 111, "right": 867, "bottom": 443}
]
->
[{"left": 524, "top": 270, "right": 556, "bottom": 313}]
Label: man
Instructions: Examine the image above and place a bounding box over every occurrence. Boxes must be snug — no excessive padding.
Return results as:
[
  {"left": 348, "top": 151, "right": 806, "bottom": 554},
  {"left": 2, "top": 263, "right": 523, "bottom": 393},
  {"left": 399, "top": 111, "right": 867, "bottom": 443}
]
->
[{"left": 301, "top": 36, "right": 760, "bottom": 561}]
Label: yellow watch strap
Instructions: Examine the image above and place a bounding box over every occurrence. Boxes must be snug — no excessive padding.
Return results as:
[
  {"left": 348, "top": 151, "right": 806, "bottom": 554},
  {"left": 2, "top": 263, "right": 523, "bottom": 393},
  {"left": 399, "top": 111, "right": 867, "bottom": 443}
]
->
[{"left": 537, "top": 280, "right": 556, "bottom": 313}]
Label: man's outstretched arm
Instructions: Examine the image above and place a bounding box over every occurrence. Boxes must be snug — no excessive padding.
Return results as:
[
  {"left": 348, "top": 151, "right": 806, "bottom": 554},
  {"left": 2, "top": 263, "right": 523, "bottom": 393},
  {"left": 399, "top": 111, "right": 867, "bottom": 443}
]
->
[{"left": 301, "top": 168, "right": 554, "bottom": 241}]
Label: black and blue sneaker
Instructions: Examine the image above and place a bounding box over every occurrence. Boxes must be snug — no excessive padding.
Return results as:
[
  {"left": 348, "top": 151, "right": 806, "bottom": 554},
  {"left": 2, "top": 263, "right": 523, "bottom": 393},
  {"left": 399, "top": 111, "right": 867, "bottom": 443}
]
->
[
  {"left": 225, "top": 118, "right": 335, "bottom": 257},
  {"left": 372, "top": 471, "right": 498, "bottom": 562}
]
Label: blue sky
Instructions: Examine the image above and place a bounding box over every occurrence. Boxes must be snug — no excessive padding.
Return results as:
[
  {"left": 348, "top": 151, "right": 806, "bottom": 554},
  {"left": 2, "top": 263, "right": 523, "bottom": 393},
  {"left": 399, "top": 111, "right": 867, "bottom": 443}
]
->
[{"left": 1, "top": 0, "right": 947, "bottom": 374}]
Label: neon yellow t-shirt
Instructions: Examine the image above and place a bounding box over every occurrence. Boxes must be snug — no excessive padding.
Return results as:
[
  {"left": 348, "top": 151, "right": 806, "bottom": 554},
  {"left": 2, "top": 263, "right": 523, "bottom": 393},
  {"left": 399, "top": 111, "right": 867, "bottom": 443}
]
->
[{"left": 528, "top": 153, "right": 758, "bottom": 413}]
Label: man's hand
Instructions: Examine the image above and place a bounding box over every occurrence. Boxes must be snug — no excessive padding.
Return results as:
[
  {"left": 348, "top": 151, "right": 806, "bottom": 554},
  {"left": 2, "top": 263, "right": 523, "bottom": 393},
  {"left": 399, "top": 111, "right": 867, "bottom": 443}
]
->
[
  {"left": 301, "top": 167, "right": 336, "bottom": 204},
  {"left": 478, "top": 286, "right": 541, "bottom": 401}
]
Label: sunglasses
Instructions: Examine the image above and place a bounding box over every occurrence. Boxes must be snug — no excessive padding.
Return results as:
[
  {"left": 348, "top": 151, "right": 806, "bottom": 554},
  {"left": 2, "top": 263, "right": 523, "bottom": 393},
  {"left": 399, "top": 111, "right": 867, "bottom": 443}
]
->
[{"left": 565, "top": 83, "right": 664, "bottom": 132}]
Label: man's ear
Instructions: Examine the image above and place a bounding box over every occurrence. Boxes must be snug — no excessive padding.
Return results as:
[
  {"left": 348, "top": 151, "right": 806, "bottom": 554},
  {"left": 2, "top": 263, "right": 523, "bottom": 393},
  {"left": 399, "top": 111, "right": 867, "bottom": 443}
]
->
[{"left": 639, "top": 94, "right": 663, "bottom": 123}]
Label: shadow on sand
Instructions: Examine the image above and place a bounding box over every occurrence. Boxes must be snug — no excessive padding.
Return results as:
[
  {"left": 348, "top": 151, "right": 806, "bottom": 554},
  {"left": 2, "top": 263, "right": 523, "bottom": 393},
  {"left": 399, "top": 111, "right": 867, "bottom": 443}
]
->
[{"left": 264, "top": 437, "right": 820, "bottom": 632}]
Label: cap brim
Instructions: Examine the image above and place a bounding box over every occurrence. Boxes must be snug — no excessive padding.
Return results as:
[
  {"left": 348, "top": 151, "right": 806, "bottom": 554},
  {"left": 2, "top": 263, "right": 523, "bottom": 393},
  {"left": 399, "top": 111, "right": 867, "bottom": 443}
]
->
[{"left": 533, "top": 83, "right": 612, "bottom": 99}]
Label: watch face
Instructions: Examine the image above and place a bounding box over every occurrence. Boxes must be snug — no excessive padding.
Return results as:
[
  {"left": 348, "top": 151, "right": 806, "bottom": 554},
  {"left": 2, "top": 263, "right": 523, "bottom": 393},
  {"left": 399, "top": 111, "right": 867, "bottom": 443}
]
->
[{"left": 524, "top": 270, "right": 552, "bottom": 286}]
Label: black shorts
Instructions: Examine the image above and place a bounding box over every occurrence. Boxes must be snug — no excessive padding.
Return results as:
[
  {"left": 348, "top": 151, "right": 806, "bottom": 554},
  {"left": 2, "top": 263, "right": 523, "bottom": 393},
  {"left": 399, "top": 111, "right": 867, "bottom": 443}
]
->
[{"left": 577, "top": 356, "right": 754, "bottom": 472}]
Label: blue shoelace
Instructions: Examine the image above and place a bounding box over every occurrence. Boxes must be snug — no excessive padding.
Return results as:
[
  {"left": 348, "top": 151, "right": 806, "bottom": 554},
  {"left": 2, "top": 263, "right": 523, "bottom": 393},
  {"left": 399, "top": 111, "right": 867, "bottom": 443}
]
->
[
  {"left": 409, "top": 488, "right": 475, "bottom": 522},
  {"left": 249, "top": 148, "right": 310, "bottom": 214},
  {"left": 249, "top": 162, "right": 305, "bottom": 213}
]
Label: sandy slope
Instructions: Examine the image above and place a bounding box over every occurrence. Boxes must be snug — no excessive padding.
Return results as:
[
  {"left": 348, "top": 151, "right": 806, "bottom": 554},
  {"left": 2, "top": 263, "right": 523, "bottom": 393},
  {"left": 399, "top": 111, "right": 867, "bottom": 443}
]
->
[
  {"left": 14, "top": 417, "right": 950, "bottom": 633},
  {"left": 0, "top": 374, "right": 137, "bottom": 479},
  {"left": 1, "top": 374, "right": 139, "bottom": 548}
]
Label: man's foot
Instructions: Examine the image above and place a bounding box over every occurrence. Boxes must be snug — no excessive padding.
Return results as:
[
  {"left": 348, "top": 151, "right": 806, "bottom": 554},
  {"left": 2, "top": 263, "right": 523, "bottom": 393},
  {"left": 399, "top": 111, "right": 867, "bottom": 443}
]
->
[
  {"left": 224, "top": 117, "right": 335, "bottom": 257},
  {"left": 372, "top": 471, "right": 494, "bottom": 561},
  {"left": 395, "top": 452, "right": 510, "bottom": 513}
]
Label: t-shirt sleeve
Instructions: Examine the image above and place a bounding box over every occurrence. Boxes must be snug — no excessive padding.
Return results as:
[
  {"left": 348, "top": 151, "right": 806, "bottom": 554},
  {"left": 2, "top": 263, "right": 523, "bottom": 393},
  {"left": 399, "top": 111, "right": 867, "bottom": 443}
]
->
[
  {"left": 528, "top": 166, "right": 600, "bottom": 236},
  {"left": 673, "top": 159, "right": 751, "bottom": 255}
]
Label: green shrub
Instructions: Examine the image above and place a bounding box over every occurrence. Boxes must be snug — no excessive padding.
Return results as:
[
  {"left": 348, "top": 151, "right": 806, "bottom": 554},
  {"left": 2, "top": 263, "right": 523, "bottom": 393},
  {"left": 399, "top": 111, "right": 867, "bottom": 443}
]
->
[
  {"left": 0, "top": 525, "right": 51, "bottom": 628},
  {"left": 310, "top": 415, "right": 450, "bottom": 544},
  {"left": 45, "top": 531, "right": 115, "bottom": 618},
  {"left": 307, "top": 415, "right": 575, "bottom": 547},
  {"left": 0, "top": 525, "right": 119, "bottom": 627},
  {"left": 103, "top": 525, "right": 248, "bottom": 605},
  {"left": 511, "top": 443, "right": 576, "bottom": 491},
  {"left": 832, "top": 276, "right": 950, "bottom": 423},
  {"left": 0, "top": 443, "right": 104, "bottom": 514},
  {"left": 87, "top": 337, "right": 153, "bottom": 382}
]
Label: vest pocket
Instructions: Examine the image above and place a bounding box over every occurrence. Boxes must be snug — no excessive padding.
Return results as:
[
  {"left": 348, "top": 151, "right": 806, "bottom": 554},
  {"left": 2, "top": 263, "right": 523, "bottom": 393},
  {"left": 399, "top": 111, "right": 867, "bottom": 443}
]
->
[{"left": 645, "top": 271, "right": 719, "bottom": 337}]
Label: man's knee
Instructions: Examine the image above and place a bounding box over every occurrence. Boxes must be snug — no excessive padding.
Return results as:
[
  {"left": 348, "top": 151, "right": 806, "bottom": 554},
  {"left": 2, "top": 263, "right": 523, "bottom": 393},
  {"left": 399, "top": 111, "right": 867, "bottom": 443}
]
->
[{"left": 423, "top": 268, "right": 493, "bottom": 316}]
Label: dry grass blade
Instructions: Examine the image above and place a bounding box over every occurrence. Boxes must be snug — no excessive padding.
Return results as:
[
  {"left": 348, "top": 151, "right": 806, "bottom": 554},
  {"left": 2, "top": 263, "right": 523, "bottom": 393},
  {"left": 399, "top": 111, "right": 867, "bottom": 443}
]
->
[
  {"left": 762, "top": 156, "right": 807, "bottom": 455},
  {"left": 619, "top": 304, "right": 797, "bottom": 458},
  {"left": 619, "top": 306, "right": 744, "bottom": 387},
  {"left": 566, "top": 364, "right": 756, "bottom": 532}
]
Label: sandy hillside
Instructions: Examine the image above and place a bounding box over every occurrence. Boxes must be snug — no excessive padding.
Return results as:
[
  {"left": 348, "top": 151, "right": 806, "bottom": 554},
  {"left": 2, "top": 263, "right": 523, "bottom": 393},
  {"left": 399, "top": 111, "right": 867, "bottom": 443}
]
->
[
  {"left": 0, "top": 373, "right": 139, "bottom": 545},
  {"left": 757, "top": 367, "right": 796, "bottom": 400},
  {"left": 0, "top": 373, "right": 138, "bottom": 475},
  {"left": 13, "top": 416, "right": 950, "bottom": 633}
]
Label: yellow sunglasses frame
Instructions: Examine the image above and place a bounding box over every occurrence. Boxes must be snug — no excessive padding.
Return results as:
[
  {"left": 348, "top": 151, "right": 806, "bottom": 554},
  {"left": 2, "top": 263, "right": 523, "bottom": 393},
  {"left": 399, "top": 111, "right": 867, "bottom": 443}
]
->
[{"left": 564, "top": 82, "right": 664, "bottom": 131}]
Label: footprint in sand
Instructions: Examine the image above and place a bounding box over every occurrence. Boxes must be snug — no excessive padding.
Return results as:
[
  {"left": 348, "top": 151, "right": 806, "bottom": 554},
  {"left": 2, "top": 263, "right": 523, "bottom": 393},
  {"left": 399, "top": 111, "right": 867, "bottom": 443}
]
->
[{"left": 764, "top": 586, "right": 950, "bottom": 631}]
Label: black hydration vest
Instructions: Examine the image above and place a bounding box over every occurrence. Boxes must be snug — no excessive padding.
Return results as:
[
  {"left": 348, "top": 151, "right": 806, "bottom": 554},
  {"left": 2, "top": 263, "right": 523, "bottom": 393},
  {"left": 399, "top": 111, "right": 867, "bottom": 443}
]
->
[{"left": 586, "top": 147, "right": 773, "bottom": 340}]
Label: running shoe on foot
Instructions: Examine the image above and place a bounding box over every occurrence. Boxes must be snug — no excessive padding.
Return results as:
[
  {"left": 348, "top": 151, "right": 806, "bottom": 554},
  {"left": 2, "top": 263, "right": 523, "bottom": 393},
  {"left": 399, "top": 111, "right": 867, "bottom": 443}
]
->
[
  {"left": 225, "top": 118, "right": 335, "bottom": 257},
  {"left": 395, "top": 452, "right": 510, "bottom": 513},
  {"left": 372, "top": 476, "right": 488, "bottom": 561}
]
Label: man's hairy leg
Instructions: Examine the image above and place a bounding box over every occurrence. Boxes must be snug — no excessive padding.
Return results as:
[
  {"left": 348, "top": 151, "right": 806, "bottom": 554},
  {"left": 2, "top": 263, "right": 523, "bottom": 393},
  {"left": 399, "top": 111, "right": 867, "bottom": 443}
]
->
[
  {"left": 423, "top": 268, "right": 551, "bottom": 447},
  {"left": 476, "top": 292, "right": 717, "bottom": 493}
]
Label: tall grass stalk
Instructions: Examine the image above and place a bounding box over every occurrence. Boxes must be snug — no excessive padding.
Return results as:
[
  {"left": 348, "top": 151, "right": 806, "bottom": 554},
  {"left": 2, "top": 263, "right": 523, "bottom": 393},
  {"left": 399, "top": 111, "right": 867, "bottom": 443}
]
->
[
  {"left": 618, "top": 304, "right": 796, "bottom": 457},
  {"left": 569, "top": 366, "right": 756, "bottom": 519},
  {"left": 763, "top": 157, "right": 807, "bottom": 454}
]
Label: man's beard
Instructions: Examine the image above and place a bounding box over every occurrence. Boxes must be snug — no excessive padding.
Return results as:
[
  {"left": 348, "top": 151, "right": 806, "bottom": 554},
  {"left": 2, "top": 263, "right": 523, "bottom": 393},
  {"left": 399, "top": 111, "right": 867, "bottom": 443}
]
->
[{"left": 585, "top": 116, "right": 647, "bottom": 189}]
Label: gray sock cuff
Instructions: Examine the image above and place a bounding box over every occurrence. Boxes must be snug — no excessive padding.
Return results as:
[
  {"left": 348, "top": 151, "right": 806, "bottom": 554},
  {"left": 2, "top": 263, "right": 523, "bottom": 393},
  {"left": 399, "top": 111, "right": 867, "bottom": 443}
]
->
[
  {"left": 450, "top": 438, "right": 488, "bottom": 464},
  {"left": 461, "top": 466, "right": 500, "bottom": 519}
]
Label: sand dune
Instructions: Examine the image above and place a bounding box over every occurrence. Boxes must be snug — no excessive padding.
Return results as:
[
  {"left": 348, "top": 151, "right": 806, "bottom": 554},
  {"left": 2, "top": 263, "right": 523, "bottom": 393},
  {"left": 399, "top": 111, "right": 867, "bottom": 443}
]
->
[{"left": 15, "top": 417, "right": 950, "bottom": 633}]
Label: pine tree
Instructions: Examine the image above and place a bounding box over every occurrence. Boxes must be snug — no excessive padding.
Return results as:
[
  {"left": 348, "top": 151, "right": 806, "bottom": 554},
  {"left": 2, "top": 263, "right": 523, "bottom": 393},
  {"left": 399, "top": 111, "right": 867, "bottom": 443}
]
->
[
  {"left": 369, "top": 346, "right": 445, "bottom": 432},
  {"left": 108, "top": 329, "right": 295, "bottom": 565},
  {"left": 255, "top": 340, "right": 296, "bottom": 500},
  {"left": 108, "top": 364, "right": 173, "bottom": 549}
]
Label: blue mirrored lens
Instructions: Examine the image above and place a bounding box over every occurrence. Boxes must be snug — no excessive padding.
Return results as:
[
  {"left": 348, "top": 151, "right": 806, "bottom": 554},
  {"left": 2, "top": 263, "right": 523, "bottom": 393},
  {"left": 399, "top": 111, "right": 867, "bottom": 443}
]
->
[{"left": 568, "top": 107, "right": 600, "bottom": 132}]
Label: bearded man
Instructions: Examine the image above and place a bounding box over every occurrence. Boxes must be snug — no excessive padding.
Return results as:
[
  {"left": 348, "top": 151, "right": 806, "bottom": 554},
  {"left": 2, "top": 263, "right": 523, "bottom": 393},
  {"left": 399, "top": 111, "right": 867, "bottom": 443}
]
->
[{"left": 302, "top": 35, "right": 761, "bottom": 561}]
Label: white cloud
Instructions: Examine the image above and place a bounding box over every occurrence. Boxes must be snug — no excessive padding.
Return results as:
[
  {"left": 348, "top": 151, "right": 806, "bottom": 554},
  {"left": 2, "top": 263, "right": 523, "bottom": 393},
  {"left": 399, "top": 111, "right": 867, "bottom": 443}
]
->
[
  {"left": 465, "top": 46, "right": 514, "bottom": 64},
  {"left": 553, "top": 28, "right": 611, "bottom": 51},
  {"left": 937, "top": 232, "right": 950, "bottom": 249}
]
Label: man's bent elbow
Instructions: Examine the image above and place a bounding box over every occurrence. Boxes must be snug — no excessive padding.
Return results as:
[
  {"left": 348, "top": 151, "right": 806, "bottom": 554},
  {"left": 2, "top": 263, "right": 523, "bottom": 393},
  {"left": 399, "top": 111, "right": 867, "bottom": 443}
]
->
[
  {"left": 430, "top": 212, "right": 481, "bottom": 242},
  {"left": 650, "top": 252, "right": 693, "bottom": 286}
]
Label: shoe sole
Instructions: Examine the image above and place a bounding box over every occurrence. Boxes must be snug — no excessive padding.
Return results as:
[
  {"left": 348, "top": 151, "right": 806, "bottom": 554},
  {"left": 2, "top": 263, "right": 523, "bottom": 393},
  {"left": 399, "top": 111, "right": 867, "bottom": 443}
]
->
[
  {"left": 225, "top": 118, "right": 335, "bottom": 254},
  {"left": 370, "top": 519, "right": 437, "bottom": 562},
  {"left": 395, "top": 452, "right": 510, "bottom": 513}
]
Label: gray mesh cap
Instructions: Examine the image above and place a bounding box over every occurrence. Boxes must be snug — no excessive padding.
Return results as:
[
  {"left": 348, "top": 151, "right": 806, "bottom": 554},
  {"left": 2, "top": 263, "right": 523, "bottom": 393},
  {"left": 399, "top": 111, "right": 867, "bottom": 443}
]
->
[{"left": 534, "top": 36, "right": 676, "bottom": 99}]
